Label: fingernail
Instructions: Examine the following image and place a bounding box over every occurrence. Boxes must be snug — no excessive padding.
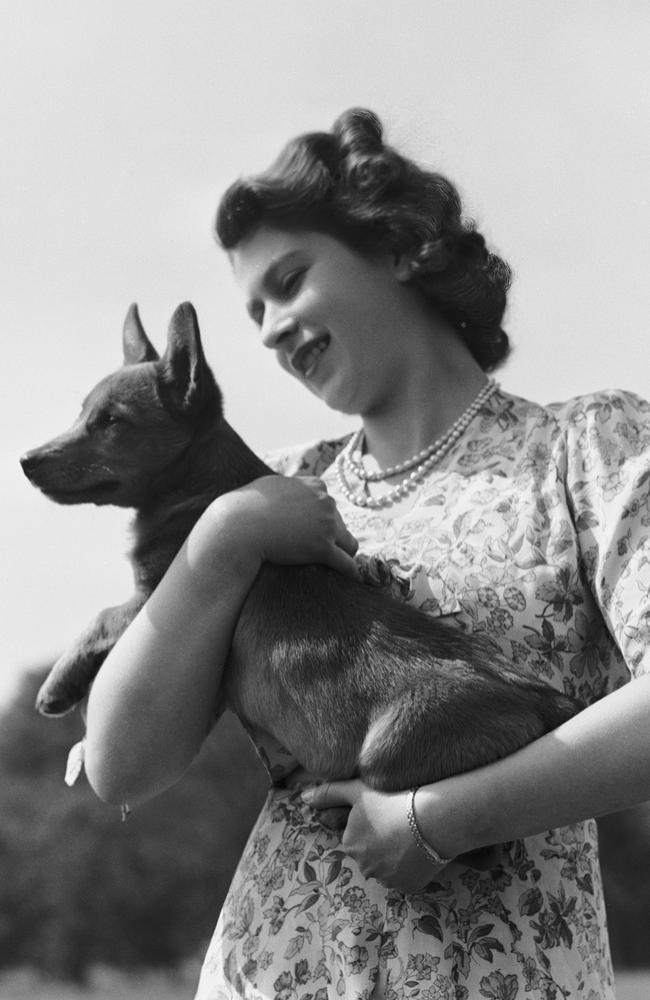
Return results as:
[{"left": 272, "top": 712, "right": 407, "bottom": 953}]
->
[{"left": 301, "top": 787, "right": 315, "bottom": 803}]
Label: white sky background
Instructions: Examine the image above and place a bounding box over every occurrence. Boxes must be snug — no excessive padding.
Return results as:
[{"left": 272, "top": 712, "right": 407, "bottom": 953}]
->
[{"left": 1, "top": 0, "right": 648, "bottom": 704}]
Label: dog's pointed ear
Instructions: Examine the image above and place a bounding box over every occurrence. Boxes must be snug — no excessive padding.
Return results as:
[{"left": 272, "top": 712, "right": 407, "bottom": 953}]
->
[
  {"left": 161, "top": 302, "right": 215, "bottom": 413},
  {"left": 122, "top": 304, "right": 159, "bottom": 365}
]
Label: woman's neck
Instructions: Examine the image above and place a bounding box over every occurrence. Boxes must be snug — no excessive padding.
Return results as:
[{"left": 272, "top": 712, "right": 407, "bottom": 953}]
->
[{"left": 360, "top": 351, "right": 488, "bottom": 473}]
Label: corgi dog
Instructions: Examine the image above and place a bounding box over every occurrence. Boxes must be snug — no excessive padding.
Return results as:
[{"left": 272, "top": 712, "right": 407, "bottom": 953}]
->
[{"left": 21, "top": 303, "right": 579, "bottom": 801}]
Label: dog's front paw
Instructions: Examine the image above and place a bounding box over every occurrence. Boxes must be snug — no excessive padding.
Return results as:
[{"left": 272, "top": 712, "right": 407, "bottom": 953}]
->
[
  {"left": 35, "top": 600, "right": 141, "bottom": 716},
  {"left": 36, "top": 647, "right": 106, "bottom": 716}
]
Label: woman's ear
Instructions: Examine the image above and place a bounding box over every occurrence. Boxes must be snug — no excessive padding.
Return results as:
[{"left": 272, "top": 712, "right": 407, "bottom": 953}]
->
[{"left": 393, "top": 253, "right": 414, "bottom": 283}]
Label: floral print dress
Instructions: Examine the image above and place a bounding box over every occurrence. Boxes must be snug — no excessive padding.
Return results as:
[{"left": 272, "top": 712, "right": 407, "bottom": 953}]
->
[{"left": 195, "top": 388, "right": 650, "bottom": 1000}]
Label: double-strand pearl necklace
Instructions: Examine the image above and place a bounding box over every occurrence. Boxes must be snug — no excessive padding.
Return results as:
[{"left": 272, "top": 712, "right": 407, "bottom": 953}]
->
[{"left": 336, "top": 378, "right": 499, "bottom": 509}]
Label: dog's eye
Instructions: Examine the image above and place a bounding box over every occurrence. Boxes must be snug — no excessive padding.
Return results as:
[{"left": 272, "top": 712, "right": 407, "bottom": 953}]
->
[{"left": 93, "top": 411, "right": 122, "bottom": 430}]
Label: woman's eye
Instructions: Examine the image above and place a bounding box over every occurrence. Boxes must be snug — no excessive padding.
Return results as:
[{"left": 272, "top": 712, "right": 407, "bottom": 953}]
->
[{"left": 281, "top": 269, "right": 304, "bottom": 295}]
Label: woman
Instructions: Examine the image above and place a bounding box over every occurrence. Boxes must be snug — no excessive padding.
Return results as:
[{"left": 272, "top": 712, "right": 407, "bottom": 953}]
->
[{"left": 84, "top": 109, "right": 650, "bottom": 999}]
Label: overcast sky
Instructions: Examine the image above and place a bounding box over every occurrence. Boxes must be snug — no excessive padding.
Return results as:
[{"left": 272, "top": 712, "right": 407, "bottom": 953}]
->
[{"left": 1, "top": 0, "right": 648, "bottom": 704}]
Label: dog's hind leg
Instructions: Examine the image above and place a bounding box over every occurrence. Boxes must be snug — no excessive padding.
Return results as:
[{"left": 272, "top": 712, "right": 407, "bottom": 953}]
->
[
  {"left": 36, "top": 594, "right": 145, "bottom": 715},
  {"left": 358, "top": 678, "right": 508, "bottom": 870},
  {"left": 359, "top": 661, "right": 579, "bottom": 792}
]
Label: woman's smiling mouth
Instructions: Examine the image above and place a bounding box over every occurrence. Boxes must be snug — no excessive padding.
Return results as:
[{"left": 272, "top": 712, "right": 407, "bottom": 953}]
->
[{"left": 290, "top": 334, "right": 331, "bottom": 377}]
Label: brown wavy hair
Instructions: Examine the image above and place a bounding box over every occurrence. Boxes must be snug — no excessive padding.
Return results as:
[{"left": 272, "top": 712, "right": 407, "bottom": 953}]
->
[{"left": 216, "top": 108, "right": 512, "bottom": 370}]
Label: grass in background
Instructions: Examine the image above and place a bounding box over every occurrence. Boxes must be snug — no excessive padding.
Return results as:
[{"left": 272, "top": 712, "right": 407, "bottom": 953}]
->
[
  {"left": 614, "top": 971, "right": 650, "bottom": 1000},
  {"left": 0, "top": 963, "right": 200, "bottom": 1000},
  {"left": 0, "top": 967, "right": 649, "bottom": 999}
]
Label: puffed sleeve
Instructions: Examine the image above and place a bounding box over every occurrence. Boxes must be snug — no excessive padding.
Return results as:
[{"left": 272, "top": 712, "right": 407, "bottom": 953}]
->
[
  {"left": 561, "top": 390, "right": 650, "bottom": 678},
  {"left": 263, "top": 436, "right": 350, "bottom": 477}
]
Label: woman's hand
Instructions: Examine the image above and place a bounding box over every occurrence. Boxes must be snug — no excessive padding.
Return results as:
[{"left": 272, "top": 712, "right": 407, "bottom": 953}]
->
[
  {"left": 198, "top": 475, "right": 360, "bottom": 587},
  {"left": 301, "top": 675, "right": 650, "bottom": 890},
  {"left": 302, "top": 779, "right": 451, "bottom": 892}
]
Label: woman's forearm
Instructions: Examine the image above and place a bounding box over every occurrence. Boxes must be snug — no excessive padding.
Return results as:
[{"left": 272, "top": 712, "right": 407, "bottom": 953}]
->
[
  {"left": 83, "top": 476, "right": 359, "bottom": 809},
  {"left": 416, "top": 673, "right": 650, "bottom": 856},
  {"left": 84, "top": 504, "right": 261, "bottom": 807}
]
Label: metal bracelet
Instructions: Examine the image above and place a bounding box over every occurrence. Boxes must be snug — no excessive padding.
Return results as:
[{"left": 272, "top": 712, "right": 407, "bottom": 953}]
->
[{"left": 407, "top": 787, "right": 453, "bottom": 866}]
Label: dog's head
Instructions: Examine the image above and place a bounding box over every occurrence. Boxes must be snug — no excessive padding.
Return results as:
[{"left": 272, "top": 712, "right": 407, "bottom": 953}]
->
[{"left": 20, "top": 303, "right": 223, "bottom": 508}]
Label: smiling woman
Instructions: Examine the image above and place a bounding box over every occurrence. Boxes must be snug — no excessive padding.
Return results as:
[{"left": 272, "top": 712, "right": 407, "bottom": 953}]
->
[
  {"left": 217, "top": 108, "right": 511, "bottom": 368},
  {"left": 230, "top": 227, "right": 458, "bottom": 419},
  {"left": 80, "top": 107, "right": 650, "bottom": 1000}
]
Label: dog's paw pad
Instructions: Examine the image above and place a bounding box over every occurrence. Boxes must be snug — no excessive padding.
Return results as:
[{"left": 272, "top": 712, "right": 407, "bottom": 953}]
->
[{"left": 36, "top": 695, "right": 74, "bottom": 716}]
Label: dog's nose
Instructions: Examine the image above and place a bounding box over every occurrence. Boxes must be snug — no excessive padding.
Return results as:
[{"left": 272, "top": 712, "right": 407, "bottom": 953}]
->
[{"left": 20, "top": 449, "right": 44, "bottom": 477}]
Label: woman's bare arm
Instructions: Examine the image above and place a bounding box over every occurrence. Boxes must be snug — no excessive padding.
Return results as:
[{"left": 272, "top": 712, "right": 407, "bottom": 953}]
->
[
  {"left": 303, "top": 672, "right": 650, "bottom": 890},
  {"left": 426, "top": 671, "right": 650, "bottom": 854},
  {"left": 84, "top": 476, "right": 358, "bottom": 807}
]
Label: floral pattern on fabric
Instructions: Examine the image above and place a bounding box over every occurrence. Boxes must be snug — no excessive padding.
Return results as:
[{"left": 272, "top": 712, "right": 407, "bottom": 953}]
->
[{"left": 196, "top": 388, "right": 650, "bottom": 1000}]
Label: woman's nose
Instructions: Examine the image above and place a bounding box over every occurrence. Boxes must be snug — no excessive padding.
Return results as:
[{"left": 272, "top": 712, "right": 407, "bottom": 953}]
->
[{"left": 261, "top": 310, "right": 298, "bottom": 350}]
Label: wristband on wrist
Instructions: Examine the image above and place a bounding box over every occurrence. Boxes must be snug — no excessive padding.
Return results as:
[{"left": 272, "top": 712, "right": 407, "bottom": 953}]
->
[{"left": 407, "top": 787, "right": 453, "bottom": 866}]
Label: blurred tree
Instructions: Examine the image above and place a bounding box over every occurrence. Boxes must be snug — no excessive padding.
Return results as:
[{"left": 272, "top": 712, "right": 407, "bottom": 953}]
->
[
  {"left": 0, "top": 668, "right": 267, "bottom": 982},
  {"left": 598, "top": 803, "right": 650, "bottom": 967}
]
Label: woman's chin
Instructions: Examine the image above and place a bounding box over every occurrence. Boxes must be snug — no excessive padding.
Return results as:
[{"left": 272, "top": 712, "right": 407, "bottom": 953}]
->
[
  {"left": 290, "top": 357, "right": 358, "bottom": 414},
  {"left": 306, "top": 380, "right": 357, "bottom": 415}
]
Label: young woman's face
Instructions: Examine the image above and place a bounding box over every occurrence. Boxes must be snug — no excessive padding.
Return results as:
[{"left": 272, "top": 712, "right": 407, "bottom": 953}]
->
[{"left": 230, "top": 226, "right": 419, "bottom": 416}]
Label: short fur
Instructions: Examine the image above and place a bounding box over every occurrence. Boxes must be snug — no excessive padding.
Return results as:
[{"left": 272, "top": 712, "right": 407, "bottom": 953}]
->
[{"left": 21, "top": 303, "right": 580, "bottom": 797}]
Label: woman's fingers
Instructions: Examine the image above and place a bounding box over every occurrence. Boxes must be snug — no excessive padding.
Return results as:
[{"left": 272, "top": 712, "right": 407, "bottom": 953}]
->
[
  {"left": 326, "top": 542, "right": 361, "bottom": 579},
  {"left": 301, "top": 778, "right": 362, "bottom": 809},
  {"left": 300, "top": 477, "right": 360, "bottom": 574},
  {"left": 336, "top": 515, "right": 360, "bottom": 557},
  {"left": 218, "top": 474, "right": 360, "bottom": 576},
  {"left": 301, "top": 475, "right": 329, "bottom": 494}
]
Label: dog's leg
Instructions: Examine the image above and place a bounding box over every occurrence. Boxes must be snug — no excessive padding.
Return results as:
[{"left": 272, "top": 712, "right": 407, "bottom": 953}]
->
[
  {"left": 36, "top": 594, "right": 146, "bottom": 715},
  {"left": 354, "top": 662, "right": 580, "bottom": 870}
]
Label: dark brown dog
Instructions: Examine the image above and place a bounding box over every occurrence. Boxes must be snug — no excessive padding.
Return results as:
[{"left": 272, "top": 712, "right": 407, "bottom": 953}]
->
[{"left": 21, "top": 303, "right": 580, "bottom": 795}]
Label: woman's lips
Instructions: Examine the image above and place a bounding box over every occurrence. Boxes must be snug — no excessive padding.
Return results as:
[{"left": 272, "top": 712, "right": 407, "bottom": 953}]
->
[{"left": 290, "top": 334, "right": 331, "bottom": 377}]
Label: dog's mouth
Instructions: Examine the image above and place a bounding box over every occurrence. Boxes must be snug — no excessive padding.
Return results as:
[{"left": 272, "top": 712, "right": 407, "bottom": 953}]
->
[
  {"left": 39, "top": 480, "right": 122, "bottom": 505},
  {"left": 21, "top": 449, "right": 123, "bottom": 504},
  {"left": 290, "top": 335, "right": 331, "bottom": 378}
]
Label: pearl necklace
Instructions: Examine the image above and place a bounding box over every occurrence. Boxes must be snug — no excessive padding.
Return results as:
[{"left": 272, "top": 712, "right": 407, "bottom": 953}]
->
[{"left": 336, "top": 378, "right": 499, "bottom": 509}]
